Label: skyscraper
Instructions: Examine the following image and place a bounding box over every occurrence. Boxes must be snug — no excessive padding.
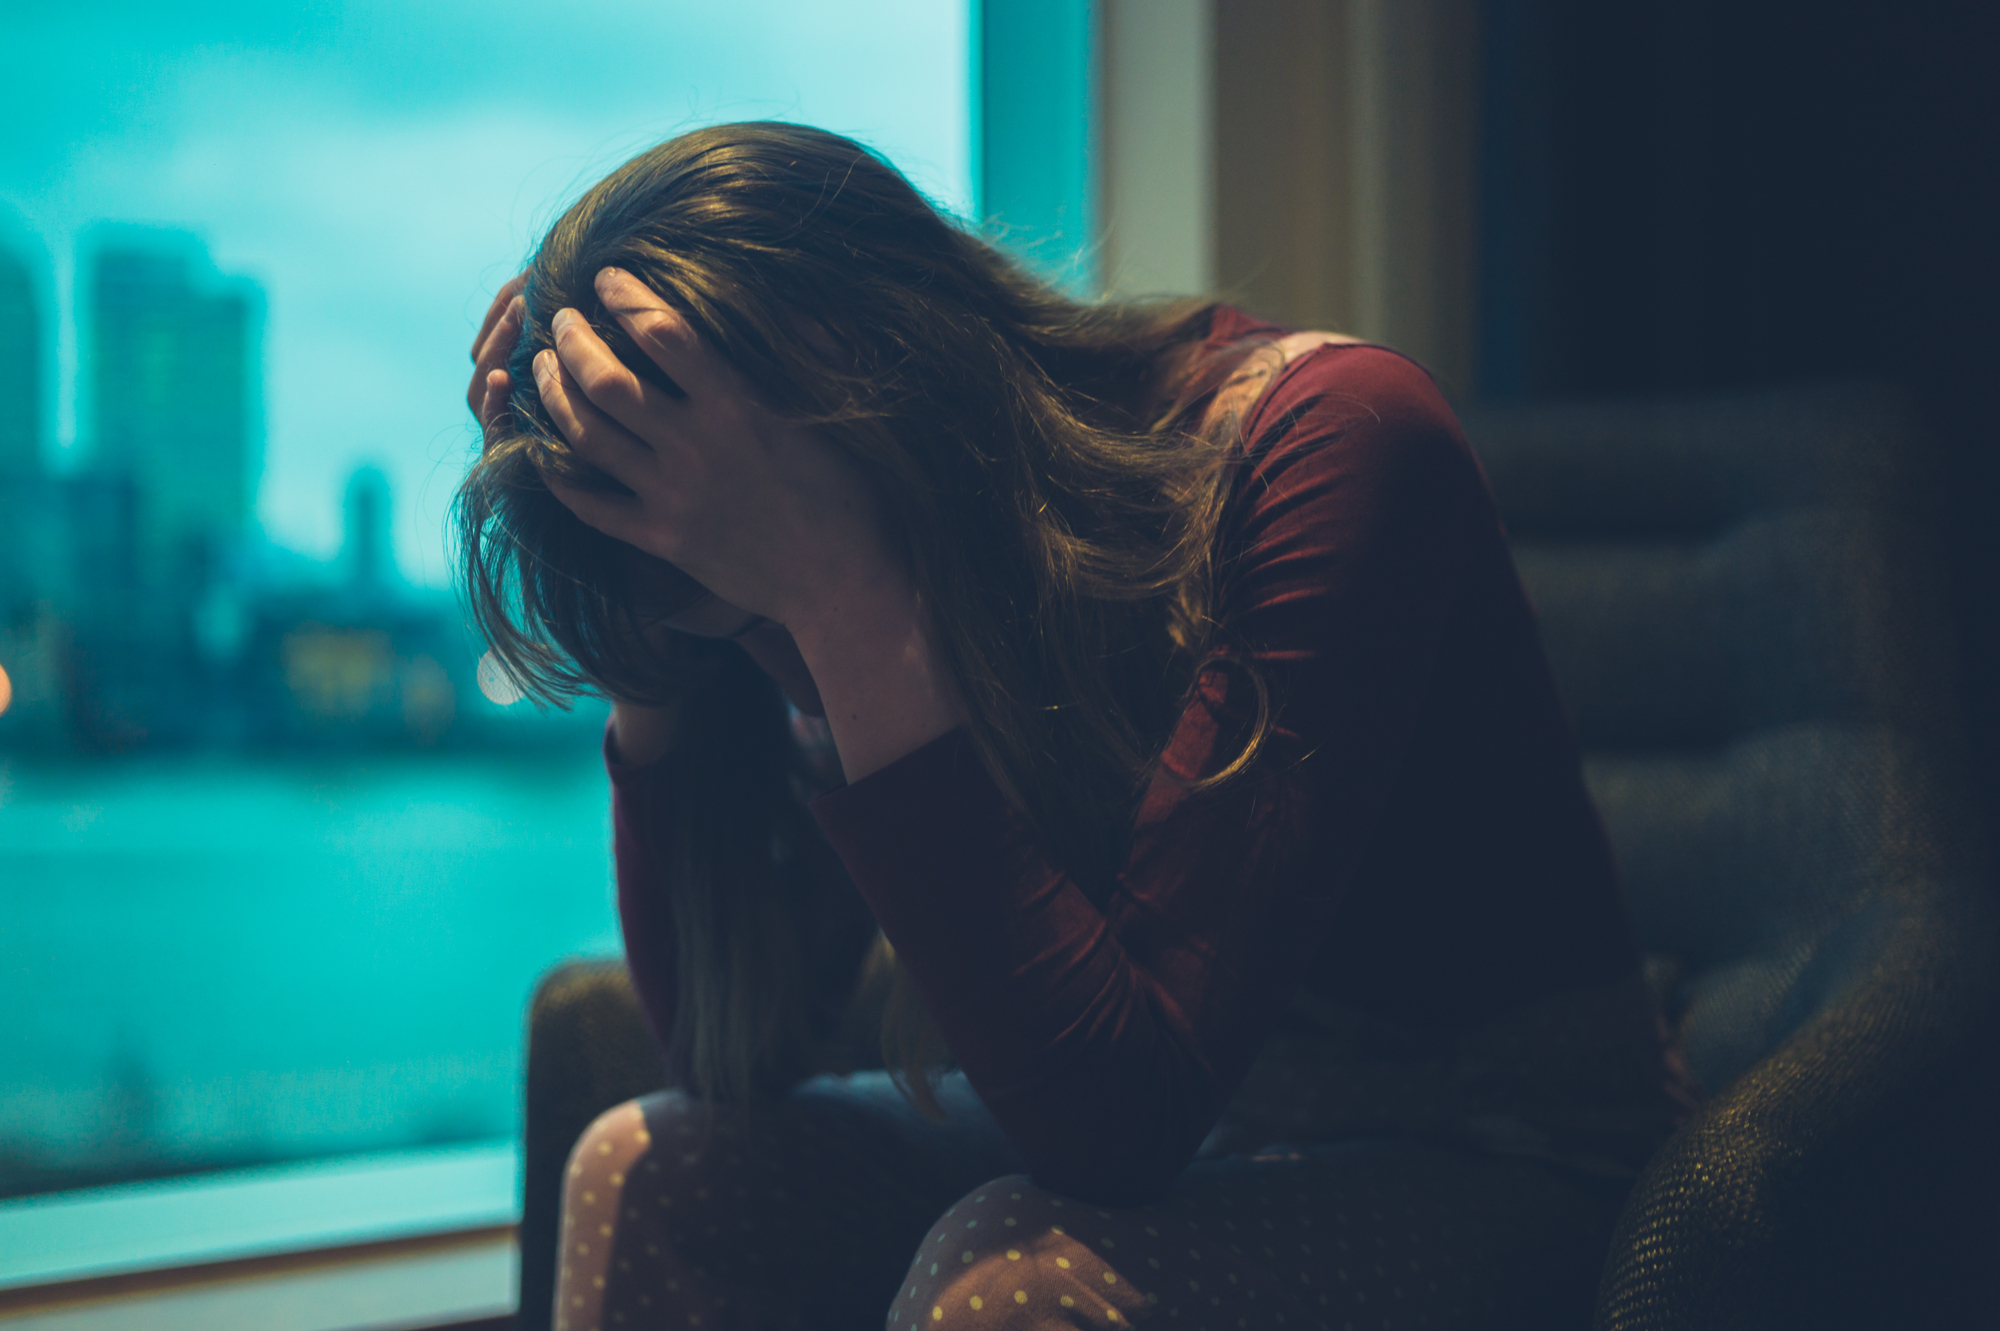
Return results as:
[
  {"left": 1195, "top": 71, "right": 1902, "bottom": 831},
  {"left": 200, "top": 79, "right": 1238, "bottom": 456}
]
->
[
  {"left": 0, "top": 243, "right": 47, "bottom": 622},
  {"left": 343, "top": 464, "right": 396, "bottom": 591},
  {"left": 87, "top": 235, "right": 261, "bottom": 593},
  {"left": 0, "top": 243, "right": 39, "bottom": 479},
  {"left": 0, "top": 241, "right": 57, "bottom": 743}
]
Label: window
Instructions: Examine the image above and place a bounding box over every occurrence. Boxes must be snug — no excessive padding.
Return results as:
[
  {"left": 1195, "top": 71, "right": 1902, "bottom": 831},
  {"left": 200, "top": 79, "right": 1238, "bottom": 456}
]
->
[{"left": 0, "top": 0, "right": 971, "bottom": 1265}]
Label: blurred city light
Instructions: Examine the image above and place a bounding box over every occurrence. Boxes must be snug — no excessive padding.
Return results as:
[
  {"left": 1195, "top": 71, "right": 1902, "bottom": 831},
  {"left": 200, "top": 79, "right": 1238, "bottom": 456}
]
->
[{"left": 476, "top": 650, "right": 527, "bottom": 707}]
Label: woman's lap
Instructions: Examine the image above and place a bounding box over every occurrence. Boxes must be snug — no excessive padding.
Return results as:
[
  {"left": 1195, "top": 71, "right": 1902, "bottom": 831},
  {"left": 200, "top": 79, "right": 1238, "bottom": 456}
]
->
[
  {"left": 555, "top": 1073, "right": 1623, "bottom": 1331},
  {"left": 556, "top": 1072, "right": 1024, "bottom": 1331},
  {"left": 902, "top": 1142, "right": 1621, "bottom": 1331}
]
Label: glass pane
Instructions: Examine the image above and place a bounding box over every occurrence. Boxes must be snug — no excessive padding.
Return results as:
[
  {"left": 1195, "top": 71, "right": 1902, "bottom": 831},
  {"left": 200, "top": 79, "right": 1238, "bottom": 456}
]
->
[{"left": 0, "top": 0, "right": 970, "bottom": 1202}]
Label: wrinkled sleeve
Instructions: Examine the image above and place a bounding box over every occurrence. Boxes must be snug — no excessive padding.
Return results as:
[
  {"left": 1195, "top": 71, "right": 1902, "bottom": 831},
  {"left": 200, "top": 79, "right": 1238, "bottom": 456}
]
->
[{"left": 810, "top": 348, "right": 1497, "bottom": 1204}]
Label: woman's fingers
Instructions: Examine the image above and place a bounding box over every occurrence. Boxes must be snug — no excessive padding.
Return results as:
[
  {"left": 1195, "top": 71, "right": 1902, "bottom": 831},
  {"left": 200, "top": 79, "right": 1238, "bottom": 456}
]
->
[
  {"left": 547, "top": 304, "right": 696, "bottom": 449},
  {"left": 470, "top": 272, "right": 528, "bottom": 362},
  {"left": 477, "top": 295, "right": 524, "bottom": 371},
  {"left": 532, "top": 346, "right": 657, "bottom": 490},
  {"left": 469, "top": 295, "right": 525, "bottom": 421},
  {"left": 593, "top": 268, "right": 734, "bottom": 401},
  {"left": 539, "top": 463, "right": 651, "bottom": 549},
  {"left": 477, "top": 368, "right": 512, "bottom": 442}
]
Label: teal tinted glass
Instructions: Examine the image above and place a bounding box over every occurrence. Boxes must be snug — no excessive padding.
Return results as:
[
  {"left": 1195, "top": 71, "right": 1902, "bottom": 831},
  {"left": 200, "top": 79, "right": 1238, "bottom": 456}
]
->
[
  {"left": 977, "top": 0, "right": 1099, "bottom": 293},
  {"left": 0, "top": 0, "right": 970, "bottom": 1201}
]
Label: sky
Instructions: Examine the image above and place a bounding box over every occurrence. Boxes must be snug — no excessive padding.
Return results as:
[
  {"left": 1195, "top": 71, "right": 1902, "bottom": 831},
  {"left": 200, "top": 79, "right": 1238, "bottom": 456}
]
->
[{"left": 0, "top": 0, "right": 970, "bottom": 586}]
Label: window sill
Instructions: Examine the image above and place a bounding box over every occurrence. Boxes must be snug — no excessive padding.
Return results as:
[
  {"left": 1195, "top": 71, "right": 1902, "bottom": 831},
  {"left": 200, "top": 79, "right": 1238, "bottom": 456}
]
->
[{"left": 0, "top": 1143, "right": 519, "bottom": 1330}]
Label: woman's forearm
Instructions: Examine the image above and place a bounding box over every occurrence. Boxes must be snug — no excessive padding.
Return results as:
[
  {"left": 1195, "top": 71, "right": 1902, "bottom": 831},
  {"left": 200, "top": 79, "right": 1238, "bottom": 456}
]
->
[
  {"left": 787, "top": 572, "right": 964, "bottom": 784},
  {"left": 607, "top": 564, "right": 962, "bottom": 780}
]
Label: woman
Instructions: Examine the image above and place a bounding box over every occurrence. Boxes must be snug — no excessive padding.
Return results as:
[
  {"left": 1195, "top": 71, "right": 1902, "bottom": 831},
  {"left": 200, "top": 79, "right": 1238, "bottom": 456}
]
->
[{"left": 461, "top": 122, "right": 1688, "bottom": 1330}]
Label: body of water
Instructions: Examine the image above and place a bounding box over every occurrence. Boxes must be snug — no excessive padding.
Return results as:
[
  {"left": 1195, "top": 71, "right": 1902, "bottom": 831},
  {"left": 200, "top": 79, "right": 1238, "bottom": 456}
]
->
[{"left": 1, "top": 725, "right": 623, "bottom": 1197}]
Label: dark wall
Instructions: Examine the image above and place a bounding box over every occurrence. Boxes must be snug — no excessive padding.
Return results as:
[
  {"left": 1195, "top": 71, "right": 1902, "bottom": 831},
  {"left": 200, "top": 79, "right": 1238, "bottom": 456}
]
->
[{"left": 1479, "top": 0, "right": 2000, "bottom": 812}]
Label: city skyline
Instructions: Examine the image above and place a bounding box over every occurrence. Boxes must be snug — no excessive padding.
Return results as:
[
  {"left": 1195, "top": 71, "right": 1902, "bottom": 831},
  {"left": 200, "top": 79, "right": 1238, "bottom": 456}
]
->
[
  {"left": 0, "top": 0, "right": 971, "bottom": 589},
  {"left": 90, "top": 235, "right": 261, "bottom": 595},
  {"left": 0, "top": 222, "right": 613, "bottom": 754}
]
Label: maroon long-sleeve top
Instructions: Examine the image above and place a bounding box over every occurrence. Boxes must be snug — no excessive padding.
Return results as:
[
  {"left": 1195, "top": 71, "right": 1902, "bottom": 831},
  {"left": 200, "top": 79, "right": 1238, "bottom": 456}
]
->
[{"left": 608, "top": 311, "right": 1643, "bottom": 1204}]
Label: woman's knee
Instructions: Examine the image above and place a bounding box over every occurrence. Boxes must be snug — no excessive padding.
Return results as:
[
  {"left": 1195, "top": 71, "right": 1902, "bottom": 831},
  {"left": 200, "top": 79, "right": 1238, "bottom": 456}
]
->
[
  {"left": 564, "top": 1098, "right": 655, "bottom": 1197},
  {"left": 563, "top": 1090, "right": 756, "bottom": 1218},
  {"left": 894, "top": 1175, "right": 1151, "bottom": 1330},
  {"left": 557, "top": 1093, "right": 762, "bottom": 1307},
  {"left": 561, "top": 1091, "right": 737, "bottom": 1259}
]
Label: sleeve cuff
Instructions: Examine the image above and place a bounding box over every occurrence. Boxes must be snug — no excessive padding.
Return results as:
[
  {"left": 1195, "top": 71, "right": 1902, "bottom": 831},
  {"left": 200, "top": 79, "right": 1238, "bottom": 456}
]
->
[{"left": 808, "top": 726, "right": 1006, "bottom": 868}]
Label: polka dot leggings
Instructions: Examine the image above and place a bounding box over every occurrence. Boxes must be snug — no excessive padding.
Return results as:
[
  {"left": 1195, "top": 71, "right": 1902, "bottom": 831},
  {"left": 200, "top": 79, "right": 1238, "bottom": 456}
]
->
[{"left": 554, "top": 1072, "right": 1625, "bottom": 1331}]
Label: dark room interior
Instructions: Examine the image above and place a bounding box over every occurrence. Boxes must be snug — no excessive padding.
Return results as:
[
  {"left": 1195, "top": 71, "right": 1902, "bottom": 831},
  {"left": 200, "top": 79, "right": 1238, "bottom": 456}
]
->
[{"left": 2, "top": 1, "right": 1995, "bottom": 1327}]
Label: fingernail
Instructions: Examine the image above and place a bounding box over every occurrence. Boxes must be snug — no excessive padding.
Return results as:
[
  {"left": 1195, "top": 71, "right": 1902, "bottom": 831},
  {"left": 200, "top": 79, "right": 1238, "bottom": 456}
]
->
[
  {"left": 532, "top": 349, "right": 555, "bottom": 382},
  {"left": 550, "top": 308, "right": 574, "bottom": 335},
  {"left": 506, "top": 295, "right": 525, "bottom": 320}
]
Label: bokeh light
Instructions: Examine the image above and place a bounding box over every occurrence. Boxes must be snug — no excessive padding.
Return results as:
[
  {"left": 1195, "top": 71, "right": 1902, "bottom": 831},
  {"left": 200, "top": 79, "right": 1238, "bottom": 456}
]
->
[{"left": 475, "top": 649, "right": 527, "bottom": 707}]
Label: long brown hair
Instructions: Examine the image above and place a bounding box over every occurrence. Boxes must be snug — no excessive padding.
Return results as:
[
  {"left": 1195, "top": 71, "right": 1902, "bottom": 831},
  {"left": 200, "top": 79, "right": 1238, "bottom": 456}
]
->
[{"left": 457, "top": 122, "right": 1265, "bottom": 1109}]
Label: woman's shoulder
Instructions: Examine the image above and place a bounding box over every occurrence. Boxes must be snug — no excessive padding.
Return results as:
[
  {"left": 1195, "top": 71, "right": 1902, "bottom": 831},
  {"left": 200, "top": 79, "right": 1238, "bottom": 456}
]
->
[
  {"left": 1204, "top": 318, "right": 1491, "bottom": 572},
  {"left": 1198, "top": 307, "right": 1455, "bottom": 453},
  {"left": 1199, "top": 329, "right": 1371, "bottom": 440}
]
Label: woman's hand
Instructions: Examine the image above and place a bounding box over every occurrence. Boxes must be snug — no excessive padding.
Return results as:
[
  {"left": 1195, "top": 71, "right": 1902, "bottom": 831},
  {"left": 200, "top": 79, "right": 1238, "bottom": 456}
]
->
[
  {"left": 531, "top": 267, "right": 965, "bottom": 782},
  {"left": 529, "top": 267, "right": 900, "bottom": 636},
  {"left": 468, "top": 273, "right": 527, "bottom": 435}
]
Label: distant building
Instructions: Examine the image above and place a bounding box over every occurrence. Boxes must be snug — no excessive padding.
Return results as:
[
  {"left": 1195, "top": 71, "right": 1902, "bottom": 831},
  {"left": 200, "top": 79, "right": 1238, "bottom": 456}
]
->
[
  {"left": 0, "top": 241, "right": 63, "bottom": 745},
  {"left": 343, "top": 465, "right": 393, "bottom": 592},
  {"left": 238, "top": 464, "right": 469, "bottom": 749},
  {"left": 0, "top": 242, "right": 47, "bottom": 613},
  {"left": 0, "top": 243, "right": 39, "bottom": 478},
  {"left": 87, "top": 237, "right": 260, "bottom": 601}
]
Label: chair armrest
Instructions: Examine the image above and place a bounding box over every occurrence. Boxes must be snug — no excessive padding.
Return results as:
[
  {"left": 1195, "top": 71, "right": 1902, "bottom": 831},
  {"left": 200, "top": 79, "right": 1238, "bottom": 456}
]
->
[
  {"left": 1593, "top": 879, "right": 2000, "bottom": 1329},
  {"left": 516, "top": 959, "right": 669, "bottom": 1331}
]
